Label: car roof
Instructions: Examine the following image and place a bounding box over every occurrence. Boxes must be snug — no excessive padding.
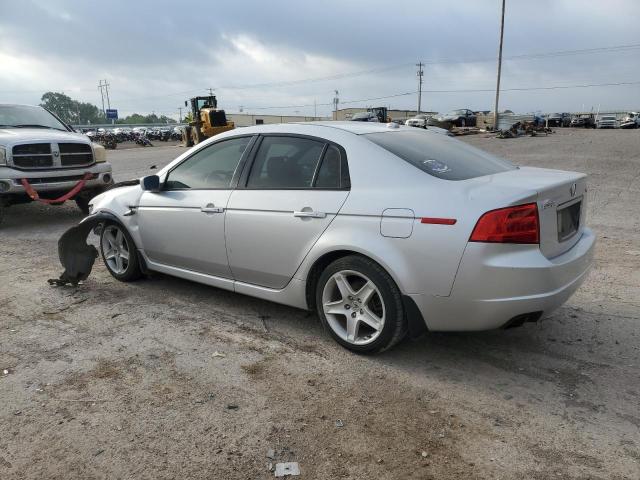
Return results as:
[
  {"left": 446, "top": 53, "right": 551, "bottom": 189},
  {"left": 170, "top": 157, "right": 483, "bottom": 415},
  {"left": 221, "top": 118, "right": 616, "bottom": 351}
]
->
[{"left": 236, "top": 121, "right": 407, "bottom": 136}]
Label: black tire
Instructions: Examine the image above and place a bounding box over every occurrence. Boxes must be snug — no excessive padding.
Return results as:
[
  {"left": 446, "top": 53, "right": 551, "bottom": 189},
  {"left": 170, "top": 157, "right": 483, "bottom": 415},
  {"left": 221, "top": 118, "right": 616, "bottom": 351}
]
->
[
  {"left": 99, "top": 221, "right": 142, "bottom": 282},
  {"left": 191, "top": 126, "right": 204, "bottom": 145},
  {"left": 315, "top": 255, "right": 407, "bottom": 354},
  {"left": 182, "top": 126, "right": 194, "bottom": 147}
]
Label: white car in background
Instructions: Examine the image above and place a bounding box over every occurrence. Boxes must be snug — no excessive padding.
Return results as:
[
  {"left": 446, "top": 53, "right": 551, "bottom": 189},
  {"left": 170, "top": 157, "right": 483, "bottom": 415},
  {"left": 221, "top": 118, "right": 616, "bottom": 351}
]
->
[
  {"left": 405, "top": 114, "right": 431, "bottom": 128},
  {"left": 596, "top": 115, "right": 617, "bottom": 129},
  {"left": 77, "top": 122, "right": 594, "bottom": 353}
]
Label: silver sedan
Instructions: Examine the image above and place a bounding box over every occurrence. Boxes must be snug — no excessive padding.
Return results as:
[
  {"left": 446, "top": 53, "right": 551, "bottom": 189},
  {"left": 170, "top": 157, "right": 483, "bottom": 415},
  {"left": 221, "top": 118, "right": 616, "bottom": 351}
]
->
[{"left": 89, "top": 122, "right": 595, "bottom": 353}]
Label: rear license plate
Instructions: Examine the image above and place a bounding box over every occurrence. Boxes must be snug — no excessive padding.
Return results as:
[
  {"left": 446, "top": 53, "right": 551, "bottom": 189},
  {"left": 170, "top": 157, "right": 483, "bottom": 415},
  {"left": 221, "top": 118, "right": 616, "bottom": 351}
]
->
[{"left": 557, "top": 200, "right": 581, "bottom": 242}]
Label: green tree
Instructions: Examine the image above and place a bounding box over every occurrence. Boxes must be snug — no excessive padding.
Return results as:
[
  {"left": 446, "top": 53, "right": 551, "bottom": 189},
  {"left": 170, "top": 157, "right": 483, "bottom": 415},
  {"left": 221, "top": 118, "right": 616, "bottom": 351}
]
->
[
  {"left": 116, "top": 113, "right": 177, "bottom": 124},
  {"left": 40, "top": 91, "right": 105, "bottom": 125}
]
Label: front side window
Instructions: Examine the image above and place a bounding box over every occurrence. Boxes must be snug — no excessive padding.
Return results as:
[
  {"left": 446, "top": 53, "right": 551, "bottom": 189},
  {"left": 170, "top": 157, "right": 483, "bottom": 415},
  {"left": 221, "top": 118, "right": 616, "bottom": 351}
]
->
[
  {"left": 365, "top": 130, "right": 516, "bottom": 181},
  {"left": 247, "top": 136, "right": 325, "bottom": 188},
  {"left": 165, "top": 136, "right": 251, "bottom": 189}
]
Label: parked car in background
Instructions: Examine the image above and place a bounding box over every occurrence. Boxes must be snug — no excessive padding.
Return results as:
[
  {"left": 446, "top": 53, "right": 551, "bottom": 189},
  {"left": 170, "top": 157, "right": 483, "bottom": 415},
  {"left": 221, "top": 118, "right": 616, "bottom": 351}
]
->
[
  {"left": 619, "top": 112, "right": 639, "bottom": 129},
  {"left": 571, "top": 114, "right": 596, "bottom": 128},
  {"left": 82, "top": 122, "right": 594, "bottom": 353},
  {"left": 545, "top": 113, "right": 572, "bottom": 128},
  {"left": 596, "top": 115, "right": 618, "bottom": 129},
  {"left": 0, "top": 104, "right": 113, "bottom": 224},
  {"left": 350, "top": 112, "right": 380, "bottom": 122},
  {"left": 545, "top": 113, "right": 564, "bottom": 127},
  {"left": 429, "top": 109, "right": 476, "bottom": 127},
  {"left": 405, "top": 114, "right": 431, "bottom": 128}
]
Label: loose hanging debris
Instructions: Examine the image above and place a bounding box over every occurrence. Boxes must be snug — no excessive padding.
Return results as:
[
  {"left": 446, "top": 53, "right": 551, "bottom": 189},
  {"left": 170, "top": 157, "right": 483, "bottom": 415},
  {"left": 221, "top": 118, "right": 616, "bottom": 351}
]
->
[{"left": 48, "top": 217, "right": 101, "bottom": 286}]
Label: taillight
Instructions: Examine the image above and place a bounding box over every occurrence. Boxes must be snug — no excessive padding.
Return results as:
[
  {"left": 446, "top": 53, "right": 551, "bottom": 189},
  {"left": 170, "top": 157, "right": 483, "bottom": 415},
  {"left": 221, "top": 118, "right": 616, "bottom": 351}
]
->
[{"left": 469, "top": 203, "right": 539, "bottom": 244}]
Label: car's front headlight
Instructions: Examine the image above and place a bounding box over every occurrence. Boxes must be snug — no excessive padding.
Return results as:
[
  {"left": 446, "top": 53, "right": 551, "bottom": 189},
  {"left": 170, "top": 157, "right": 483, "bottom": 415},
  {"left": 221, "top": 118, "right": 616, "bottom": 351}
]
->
[
  {"left": 92, "top": 143, "right": 106, "bottom": 163},
  {"left": 0, "top": 146, "right": 6, "bottom": 166}
]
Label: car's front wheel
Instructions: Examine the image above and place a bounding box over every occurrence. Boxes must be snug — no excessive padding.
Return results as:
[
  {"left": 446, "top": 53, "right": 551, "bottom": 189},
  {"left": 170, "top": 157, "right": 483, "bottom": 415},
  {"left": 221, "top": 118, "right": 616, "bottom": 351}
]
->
[
  {"left": 316, "top": 255, "right": 407, "bottom": 353},
  {"left": 100, "top": 222, "right": 142, "bottom": 281}
]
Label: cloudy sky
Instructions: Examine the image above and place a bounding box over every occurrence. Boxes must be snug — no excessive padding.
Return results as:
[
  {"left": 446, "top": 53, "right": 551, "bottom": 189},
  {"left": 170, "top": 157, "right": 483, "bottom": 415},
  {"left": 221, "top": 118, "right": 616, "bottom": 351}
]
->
[{"left": 1, "top": 0, "right": 639, "bottom": 119}]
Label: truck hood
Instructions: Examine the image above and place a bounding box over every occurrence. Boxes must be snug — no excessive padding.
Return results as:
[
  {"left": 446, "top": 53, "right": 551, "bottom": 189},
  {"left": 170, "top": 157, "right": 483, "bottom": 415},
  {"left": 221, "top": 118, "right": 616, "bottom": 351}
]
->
[{"left": 0, "top": 128, "right": 90, "bottom": 146}]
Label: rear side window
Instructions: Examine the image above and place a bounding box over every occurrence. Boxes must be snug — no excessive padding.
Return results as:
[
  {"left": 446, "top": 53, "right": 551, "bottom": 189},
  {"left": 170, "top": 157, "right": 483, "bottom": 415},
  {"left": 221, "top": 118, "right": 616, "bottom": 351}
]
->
[
  {"left": 247, "top": 136, "right": 325, "bottom": 188},
  {"left": 365, "top": 130, "right": 516, "bottom": 180},
  {"left": 315, "top": 145, "right": 341, "bottom": 189}
]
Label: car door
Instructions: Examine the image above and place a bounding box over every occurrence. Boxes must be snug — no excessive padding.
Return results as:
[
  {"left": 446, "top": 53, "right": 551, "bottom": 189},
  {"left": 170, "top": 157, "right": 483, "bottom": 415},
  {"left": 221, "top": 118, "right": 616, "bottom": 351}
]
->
[
  {"left": 136, "top": 135, "right": 254, "bottom": 278},
  {"left": 225, "top": 135, "right": 350, "bottom": 289}
]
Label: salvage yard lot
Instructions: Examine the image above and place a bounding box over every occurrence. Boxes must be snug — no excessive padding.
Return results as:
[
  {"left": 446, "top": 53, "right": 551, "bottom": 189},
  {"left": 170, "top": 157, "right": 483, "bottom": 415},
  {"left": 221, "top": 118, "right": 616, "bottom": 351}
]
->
[{"left": 1, "top": 129, "right": 639, "bottom": 479}]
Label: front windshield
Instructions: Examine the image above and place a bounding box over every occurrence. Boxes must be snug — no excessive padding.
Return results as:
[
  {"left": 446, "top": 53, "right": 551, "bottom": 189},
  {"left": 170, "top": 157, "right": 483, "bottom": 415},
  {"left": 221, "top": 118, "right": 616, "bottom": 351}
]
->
[{"left": 0, "top": 105, "right": 68, "bottom": 130}]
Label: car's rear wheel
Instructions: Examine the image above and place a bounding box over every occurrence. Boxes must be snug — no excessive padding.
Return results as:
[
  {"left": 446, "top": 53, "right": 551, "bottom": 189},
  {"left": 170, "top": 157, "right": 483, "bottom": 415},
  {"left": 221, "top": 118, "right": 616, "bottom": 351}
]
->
[
  {"left": 100, "top": 222, "right": 142, "bottom": 281},
  {"left": 316, "top": 255, "right": 406, "bottom": 353}
]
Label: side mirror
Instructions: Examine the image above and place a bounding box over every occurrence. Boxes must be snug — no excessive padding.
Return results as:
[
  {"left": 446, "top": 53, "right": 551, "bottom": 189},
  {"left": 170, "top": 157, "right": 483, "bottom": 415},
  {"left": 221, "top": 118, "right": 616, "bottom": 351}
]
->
[{"left": 141, "top": 175, "right": 160, "bottom": 192}]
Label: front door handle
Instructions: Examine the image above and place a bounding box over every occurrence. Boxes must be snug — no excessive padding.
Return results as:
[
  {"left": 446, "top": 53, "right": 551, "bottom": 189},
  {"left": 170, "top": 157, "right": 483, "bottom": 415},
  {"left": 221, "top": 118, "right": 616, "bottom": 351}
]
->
[
  {"left": 294, "top": 210, "right": 326, "bottom": 219},
  {"left": 201, "top": 203, "right": 224, "bottom": 214}
]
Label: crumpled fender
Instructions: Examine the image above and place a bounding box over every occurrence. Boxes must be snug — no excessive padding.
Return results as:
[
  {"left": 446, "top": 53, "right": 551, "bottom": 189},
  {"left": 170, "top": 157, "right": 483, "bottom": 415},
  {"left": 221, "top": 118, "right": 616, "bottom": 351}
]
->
[{"left": 48, "top": 211, "right": 119, "bottom": 286}]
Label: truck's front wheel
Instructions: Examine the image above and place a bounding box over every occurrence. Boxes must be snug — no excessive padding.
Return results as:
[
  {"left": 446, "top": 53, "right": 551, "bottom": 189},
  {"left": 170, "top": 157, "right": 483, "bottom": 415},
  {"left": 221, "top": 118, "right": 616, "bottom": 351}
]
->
[
  {"left": 182, "top": 126, "right": 194, "bottom": 147},
  {"left": 191, "top": 126, "right": 204, "bottom": 145}
]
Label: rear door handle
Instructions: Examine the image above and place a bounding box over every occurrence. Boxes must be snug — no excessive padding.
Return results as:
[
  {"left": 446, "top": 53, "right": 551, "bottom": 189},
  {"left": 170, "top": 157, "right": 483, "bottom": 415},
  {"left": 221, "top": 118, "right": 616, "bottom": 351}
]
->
[{"left": 294, "top": 210, "right": 326, "bottom": 218}]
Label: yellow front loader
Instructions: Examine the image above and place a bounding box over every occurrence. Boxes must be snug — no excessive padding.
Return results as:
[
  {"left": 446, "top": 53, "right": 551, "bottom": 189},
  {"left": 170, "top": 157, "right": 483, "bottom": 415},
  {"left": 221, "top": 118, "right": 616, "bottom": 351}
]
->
[{"left": 182, "top": 95, "right": 234, "bottom": 147}]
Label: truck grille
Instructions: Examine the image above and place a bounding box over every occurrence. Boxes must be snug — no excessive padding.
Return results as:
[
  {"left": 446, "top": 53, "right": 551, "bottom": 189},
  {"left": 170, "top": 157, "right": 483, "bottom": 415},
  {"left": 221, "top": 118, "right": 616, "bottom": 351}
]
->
[
  {"left": 10, "top": 142, "right": 94, "bottom": 169},
  {"left": 59, "top": 143, "right": 93, "bottom": 166},
  {"left": 12, "top": 143, "right": 54, "bottom": 168}
]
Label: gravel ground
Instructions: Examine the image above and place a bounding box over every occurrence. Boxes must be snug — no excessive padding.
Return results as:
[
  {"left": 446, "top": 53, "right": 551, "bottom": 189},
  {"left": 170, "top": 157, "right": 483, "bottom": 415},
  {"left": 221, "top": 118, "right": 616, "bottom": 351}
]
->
[{"left": 1, "top": 128, "right": 639, "bottom": 479}]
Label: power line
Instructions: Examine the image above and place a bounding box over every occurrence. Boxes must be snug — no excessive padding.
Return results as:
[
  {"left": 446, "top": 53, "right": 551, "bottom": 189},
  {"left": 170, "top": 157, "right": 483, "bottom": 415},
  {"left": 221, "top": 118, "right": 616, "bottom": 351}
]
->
[
  {"left": 241, "top": 80, "right": 640, "bottom": 111},
  {"left": 217, "top": 42, "right": 640, "bottom": 91},
  {"left": 423, "top": 80, "right": 640, "bottom": 93},
  {"left": 4, "top": 41, "right": 639, "bottom": 102}
]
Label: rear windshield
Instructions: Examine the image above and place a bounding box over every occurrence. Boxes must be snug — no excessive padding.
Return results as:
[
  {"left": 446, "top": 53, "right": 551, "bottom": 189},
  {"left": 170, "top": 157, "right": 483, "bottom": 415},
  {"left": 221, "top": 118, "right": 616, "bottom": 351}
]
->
[{"left": 364, "top": 130, "right": 516, "bottom": 180}]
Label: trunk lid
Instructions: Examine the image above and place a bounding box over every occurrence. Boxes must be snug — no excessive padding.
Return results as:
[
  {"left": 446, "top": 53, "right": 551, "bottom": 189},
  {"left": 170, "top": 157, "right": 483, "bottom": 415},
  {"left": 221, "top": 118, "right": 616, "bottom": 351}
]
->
[{"left": 463, "top": 166, "right": 587, "bottom": 258}]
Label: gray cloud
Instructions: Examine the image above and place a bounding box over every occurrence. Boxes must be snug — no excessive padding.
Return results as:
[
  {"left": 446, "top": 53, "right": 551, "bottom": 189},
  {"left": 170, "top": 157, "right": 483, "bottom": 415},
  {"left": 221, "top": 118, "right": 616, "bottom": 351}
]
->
[{"left": 1, "top": 0, "right": 639, "bottom": 118}]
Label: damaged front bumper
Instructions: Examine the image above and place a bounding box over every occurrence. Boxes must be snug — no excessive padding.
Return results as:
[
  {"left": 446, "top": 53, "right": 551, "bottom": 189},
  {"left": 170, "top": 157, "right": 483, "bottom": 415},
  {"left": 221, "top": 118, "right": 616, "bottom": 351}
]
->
[{"left": 49, "top": 211, "right": 120, "bottom": 286}]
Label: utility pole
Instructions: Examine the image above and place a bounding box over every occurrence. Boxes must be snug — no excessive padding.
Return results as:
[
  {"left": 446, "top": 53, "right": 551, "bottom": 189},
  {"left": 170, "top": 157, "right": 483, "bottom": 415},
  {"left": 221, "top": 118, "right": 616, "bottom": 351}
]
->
[
  {"left": 103, "top": 80, "right": 111, "bottom": 109},
  {"left": 314, "top": 99, "right": 317, "bottom": 119},
  {"left": 98, "top": 80, "right": 106, "bottom": 116},
  {"left": 416, "top": 62, "right": 424, "bottom": 114},
  {"left": 333, "top": 90, "right": 339, "bottom": 120},
  {"left": 178, "top": 107, "right": 182, "bottom": 123},
  {"left": 208, "top": 87, "right": 214, "bottom": 96},
  {"left": 493, "top": 0, "right": 506, "bottom": 131}
]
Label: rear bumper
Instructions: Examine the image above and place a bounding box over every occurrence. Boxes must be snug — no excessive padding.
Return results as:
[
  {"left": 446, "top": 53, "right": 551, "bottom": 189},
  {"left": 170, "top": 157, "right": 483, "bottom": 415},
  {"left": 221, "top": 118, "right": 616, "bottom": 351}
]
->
[
  {"left": 410, "top": 228, "right": 595, "bottom": 331},
  {"left": 0, "top": 163, "right": 113, "bottom": 194}
]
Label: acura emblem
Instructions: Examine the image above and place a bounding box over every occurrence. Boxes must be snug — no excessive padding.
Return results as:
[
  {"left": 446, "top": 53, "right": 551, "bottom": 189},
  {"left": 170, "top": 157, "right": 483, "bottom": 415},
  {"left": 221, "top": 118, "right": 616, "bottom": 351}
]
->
[{"left": 570, "top": 183, "right": 577, "bottom": 197}]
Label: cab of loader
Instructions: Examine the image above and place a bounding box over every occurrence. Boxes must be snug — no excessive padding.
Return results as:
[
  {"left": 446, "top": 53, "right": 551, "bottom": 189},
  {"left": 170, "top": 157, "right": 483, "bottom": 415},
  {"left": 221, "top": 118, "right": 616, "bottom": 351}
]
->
[
  {"left": 182, "top": 95, "right": 235, "bottom": 146},
  {"left": 369, "top": 107, "right": 389, "bottom": 123}
]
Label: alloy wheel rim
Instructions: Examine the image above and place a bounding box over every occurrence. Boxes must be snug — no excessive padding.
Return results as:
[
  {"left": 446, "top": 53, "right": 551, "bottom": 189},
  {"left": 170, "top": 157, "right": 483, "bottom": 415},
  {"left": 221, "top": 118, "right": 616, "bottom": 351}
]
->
[
  {"left": 101, "top": 225, "right": 130, "bottom": 275},
  {"left": 322, "top": 270, "right": 385, "bottom": 345}
]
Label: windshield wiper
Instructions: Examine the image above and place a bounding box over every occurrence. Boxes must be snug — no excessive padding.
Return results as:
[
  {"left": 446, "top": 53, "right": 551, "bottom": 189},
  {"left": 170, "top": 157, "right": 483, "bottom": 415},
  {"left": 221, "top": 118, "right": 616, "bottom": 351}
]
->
[{"left": 13, "top": 124, "right": 65, "bottom": 131}]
